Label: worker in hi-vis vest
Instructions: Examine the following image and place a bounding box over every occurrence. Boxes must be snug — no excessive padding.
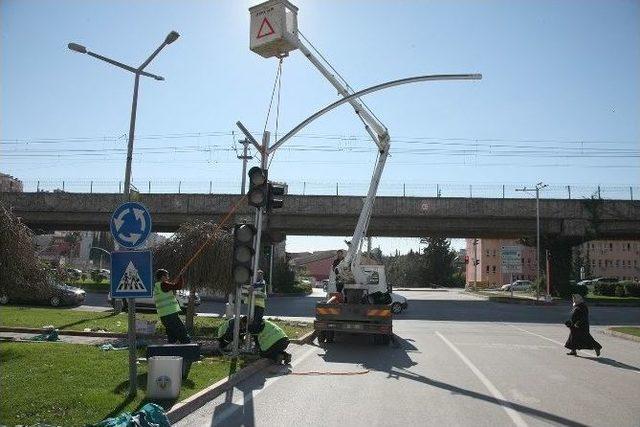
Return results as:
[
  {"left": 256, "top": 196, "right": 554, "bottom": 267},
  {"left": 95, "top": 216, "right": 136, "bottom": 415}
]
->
[
  {"left": 154, "top": 269, "right": 190, "bottom": 344},
  {"left": 215, "top": 316, "right": 290, "bottom": 364},
  {"left": 254, "top": 319, "right": 291, "bottom": 363}
]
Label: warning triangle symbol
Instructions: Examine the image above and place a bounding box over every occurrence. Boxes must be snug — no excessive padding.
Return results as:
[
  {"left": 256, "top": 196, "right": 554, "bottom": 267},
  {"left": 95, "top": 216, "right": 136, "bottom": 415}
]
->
[
  {"left": 116, "top": 261, "right": 146, "bottom": 292},
  {"left": 257, "top": 17, "right": 275, "bottom": 39}
]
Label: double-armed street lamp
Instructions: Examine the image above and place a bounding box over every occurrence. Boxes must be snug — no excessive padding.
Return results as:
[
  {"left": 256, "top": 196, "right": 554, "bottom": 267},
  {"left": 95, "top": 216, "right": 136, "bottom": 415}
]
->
[
  {"left": 68, "top": 31, "right": 179, "bottom": 396},
  {"left": 68, "top": 31, "right": 179, "bottom": 199}
]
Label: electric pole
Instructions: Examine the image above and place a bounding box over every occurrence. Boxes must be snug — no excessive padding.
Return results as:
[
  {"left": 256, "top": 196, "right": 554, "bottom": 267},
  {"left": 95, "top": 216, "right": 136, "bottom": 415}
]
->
[
  {"left": 516, "top": 182, "right": 547, "bottom": 300},
  {"left": 238, "top": 139, "right": 252, "bottom": 195}
]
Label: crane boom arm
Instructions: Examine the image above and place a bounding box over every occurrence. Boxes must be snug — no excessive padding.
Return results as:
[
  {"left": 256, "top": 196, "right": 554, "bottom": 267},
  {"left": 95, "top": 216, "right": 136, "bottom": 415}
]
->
[{"left": 293, "top": 36, "right": 389, "bottom": 283}]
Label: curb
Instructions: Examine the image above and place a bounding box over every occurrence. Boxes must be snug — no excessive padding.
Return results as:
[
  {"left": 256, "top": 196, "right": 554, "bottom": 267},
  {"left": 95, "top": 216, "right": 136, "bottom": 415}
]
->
[
  {"left": 601, "top": 328, "right": 640, "bottom": 343},
  {"left": 166, "top": 357, "right": 273, "bottom": 424},
  {"left": 291, "top": 329, "right": 316, "bottom": 345},
  {"left": 394, "top": 288, "right": 448, "bottom": 292},
  {"left": 469, "top": 293, "right": 557, "bottom": 306}
]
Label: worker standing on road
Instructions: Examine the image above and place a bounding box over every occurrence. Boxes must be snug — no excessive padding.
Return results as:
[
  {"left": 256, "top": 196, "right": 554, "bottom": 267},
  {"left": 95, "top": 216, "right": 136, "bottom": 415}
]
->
[
  {"left": 254, "top": 319, "right": 291, "bottom": 364},
  {"left": 564, "top": 294, "right": 602, "bottom": 357},
  {"left": 249, "top": 270, "right": 268, "bottom": 334},
  {"left": 154, "top": 269, "right": 191, "bottom": 344}
]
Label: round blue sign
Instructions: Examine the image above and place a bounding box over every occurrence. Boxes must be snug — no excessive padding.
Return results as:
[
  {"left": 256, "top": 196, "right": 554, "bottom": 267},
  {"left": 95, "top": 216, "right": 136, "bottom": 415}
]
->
[{"left": 110, "top": 202, "right": 152, "bottom": 249}]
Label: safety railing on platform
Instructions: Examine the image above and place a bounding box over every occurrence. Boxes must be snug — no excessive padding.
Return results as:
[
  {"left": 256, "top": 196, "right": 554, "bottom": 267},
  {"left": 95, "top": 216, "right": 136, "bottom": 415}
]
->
[{"left": 7, "top": 180, "right": 638, "bottom": 200}]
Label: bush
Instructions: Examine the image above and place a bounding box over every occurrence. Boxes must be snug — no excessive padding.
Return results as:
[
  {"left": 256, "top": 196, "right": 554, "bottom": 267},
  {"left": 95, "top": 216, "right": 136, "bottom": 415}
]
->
[
  {"left": 272, "top": 260, "right": 296, "bottom": 293},
  {"left": 594, "top": 282, "right": 616, "bottom": 296},
  {"left": 614, "top": 285, "right": 626, "bottom": 297},
  {"left": 621, "top": 281, "right": 640, "bottom": 297}
]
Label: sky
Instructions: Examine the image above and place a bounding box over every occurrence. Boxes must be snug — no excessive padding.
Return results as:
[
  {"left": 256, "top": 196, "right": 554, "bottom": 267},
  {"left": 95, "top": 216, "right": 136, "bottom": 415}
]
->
[{"left": 2, "top": 0, "right": 639, "bottom": 254}]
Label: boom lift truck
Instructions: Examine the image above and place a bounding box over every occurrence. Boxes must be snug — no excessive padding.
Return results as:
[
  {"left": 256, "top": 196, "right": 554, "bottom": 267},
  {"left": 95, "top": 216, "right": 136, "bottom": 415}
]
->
[{"left": 246, "top": 0, "right": 481, "bottom": 346}]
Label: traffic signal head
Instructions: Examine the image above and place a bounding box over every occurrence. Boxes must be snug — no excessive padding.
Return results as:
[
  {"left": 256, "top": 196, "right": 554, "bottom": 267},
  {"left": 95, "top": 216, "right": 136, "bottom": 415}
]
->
[
  {"left": 267, "top": 182, "right": 286, "bottom": 212},
  {"left": 247, "top": 167, "right": 268, "bottom": 208},
  {"left": 231, "top": 223, "right": 257, "bottom": 284}
]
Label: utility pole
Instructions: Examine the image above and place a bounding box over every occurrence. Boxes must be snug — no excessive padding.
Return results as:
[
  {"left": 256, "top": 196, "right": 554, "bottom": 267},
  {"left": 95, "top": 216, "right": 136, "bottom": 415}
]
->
[
  {"left": 516, "top": 182, "right": 547, "bottom": 300},
  {"left": 473, "top": 238, "right": 478, "bottom": 290},
  {"left": 238, "top": 139, "right": 252, "bottom": 195}
]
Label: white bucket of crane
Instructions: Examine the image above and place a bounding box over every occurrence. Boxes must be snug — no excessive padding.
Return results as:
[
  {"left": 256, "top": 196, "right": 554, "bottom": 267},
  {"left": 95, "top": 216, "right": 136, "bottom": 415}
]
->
[{"left": 249, "top": 0, "right": 299, "bottom": 58}]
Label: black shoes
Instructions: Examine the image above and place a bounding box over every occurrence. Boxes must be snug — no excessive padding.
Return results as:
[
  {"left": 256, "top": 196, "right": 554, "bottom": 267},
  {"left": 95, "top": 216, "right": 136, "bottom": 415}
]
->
[
  {"left": 566, "top": 350, "right": 577, "bottom": 356},
  {"left": 595, "top": 348, "right": 601, "bottom": 357}
]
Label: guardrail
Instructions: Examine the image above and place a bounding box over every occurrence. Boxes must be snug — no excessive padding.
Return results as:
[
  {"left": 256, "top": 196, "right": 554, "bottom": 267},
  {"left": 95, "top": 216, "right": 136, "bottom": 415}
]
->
[{"left": 6, "top": 180, "right": 638, "bottom": 200}]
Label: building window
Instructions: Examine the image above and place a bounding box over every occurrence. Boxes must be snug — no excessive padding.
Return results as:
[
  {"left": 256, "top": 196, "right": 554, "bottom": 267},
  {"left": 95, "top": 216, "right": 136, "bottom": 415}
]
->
[
  {"left": 492, "top": 265, "right": 496, "bottom": 273},
  {"left": 527, "top": 258, "right": 531, "bottom": 264},
  {"left": 521, "top": 258, "right": 525, "bottom": 264},
  {"left": 635, "top": 260, "right": 638, "bottom": 267},
  {"left": 609, "top": 242, "right": 613, "bottom": 250},
  {"left": 591, "top": 243, "right": 595, "bottom": 249},
  {"left": 591, "top": 260, "right": 595, "bottom": 266},
  {"left": 598, "top": 260, "right": 602, "bottom": 267},
  {"left": 486, "top": 266, "right": 490, "bottom": 273},
  {"left": 628, "top": 243, "right": 631, "bottom": 250},
  {"left": 492, "top": 250, "right": 496, "bottom": 257},
  {"left": 486, "top": 250, "right": 490, "bottom": 257},
  {"left": 616, "top": 260, "right": 620, "bottom": 267}
]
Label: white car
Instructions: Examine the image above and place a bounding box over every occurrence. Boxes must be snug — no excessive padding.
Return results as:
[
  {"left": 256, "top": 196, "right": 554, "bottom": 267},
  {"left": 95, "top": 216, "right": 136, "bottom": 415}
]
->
[
  {"left": 500, "top": 280, "right": 533, "bottom": 292},
  {"left": 390, "top": 292, "right": 408, "bottom": 314},
  {"left": 108, "top": 289, "right": 200, "bottom": 311}
]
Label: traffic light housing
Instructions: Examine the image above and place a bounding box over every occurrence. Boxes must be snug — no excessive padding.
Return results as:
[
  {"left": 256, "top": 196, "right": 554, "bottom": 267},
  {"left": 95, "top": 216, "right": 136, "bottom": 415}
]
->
[
  {"left": 267, "top": 182, "right": 286, "bottom": 212},
  {"left": 247, "top": 167, "right": 268, "bottom": 208},
  {"left": 231, "top": 223, "right": 257, "bottom": 284}
]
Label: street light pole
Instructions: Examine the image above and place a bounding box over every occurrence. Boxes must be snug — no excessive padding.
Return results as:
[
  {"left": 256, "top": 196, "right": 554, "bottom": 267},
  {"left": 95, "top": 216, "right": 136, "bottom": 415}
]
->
[
  {"left": 68, "top": 31, "right": 180, "bottom": 397},
  {"left": 516, "top": 182, "right": 547, "bottom": 300}
]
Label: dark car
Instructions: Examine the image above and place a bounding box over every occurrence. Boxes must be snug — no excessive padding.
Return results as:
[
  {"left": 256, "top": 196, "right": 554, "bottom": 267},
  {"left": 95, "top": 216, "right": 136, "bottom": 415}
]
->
[{"left": 0, "top": 279, "right": 86, "bottom": 307}]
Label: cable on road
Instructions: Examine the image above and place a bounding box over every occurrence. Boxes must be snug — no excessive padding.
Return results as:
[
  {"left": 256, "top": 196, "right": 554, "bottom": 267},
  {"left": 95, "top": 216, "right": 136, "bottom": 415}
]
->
[{"left": 287, "top": 370, "right": 370, "bottom": 376}]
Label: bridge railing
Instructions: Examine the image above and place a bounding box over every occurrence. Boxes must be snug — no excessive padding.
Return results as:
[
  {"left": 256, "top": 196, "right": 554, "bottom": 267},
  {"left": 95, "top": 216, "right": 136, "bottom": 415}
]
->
[{"left": 10, "top": 180, "right": 639, "bottom": 200}]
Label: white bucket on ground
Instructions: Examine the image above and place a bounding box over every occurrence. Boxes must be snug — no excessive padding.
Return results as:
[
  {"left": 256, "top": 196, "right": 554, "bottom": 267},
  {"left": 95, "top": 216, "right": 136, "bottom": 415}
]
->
[{"left": 146, "top": 356, "right": 183, "bottom": 399}]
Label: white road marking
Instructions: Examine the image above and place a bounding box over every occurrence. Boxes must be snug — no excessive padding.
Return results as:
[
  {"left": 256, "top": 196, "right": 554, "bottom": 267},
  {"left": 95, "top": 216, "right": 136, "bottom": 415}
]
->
[
  {"left": 213, "top": 345, "right": 317, "bottom": 424},
  {"left": 436, "top": 331, "right": 529, "bottom": 427},
  {"left": 506, "top": 324, "right": 566, "bottom": 346}
]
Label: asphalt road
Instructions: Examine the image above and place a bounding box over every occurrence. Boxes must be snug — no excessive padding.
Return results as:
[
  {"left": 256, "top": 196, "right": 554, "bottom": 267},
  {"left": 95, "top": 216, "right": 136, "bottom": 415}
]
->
[{"left": 175, "top": 290, "right": 640, "bottom": 427}]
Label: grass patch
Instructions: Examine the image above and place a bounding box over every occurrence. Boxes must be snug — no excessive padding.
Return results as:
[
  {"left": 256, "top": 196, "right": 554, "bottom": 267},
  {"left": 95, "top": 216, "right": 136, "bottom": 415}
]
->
[
  {"left": 610, "top": 327, "right": 640, "bottom": 337},
  {"left": 0, "top": 341, "right": 238, "bottom": 427},
  {"left": 0, "top": 306, "right": 312, "bottom": 339}
]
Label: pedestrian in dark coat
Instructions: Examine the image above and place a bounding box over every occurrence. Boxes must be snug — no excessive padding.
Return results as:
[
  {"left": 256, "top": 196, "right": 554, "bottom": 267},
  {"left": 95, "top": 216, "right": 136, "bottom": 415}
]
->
[{"left": 564, "top": 294, "right": 602, "bottom": 356}]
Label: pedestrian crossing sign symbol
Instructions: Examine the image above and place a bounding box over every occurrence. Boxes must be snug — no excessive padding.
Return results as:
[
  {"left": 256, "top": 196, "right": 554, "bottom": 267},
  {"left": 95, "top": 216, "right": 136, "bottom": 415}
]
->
[{"left": 111, "top": 251, "right": 153, "bottom": 298}]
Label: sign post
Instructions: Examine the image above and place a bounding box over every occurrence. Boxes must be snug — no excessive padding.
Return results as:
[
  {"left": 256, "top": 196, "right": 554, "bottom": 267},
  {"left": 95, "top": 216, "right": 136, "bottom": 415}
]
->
[
  {"left": 110, "top": 201, "right": 153, "bottom": 396},
  {"left": 501, "top": 245, "right": 522, "bottom": 297}
]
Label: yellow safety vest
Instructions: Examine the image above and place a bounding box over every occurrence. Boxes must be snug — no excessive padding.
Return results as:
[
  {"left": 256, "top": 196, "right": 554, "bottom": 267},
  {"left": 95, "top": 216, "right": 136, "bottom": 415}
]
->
[
  {"left": 257, "top": 320, "right": 287, "bottom": 351},
  {"left": 153, "top": 282, "right": 181, "bottom": 318}
]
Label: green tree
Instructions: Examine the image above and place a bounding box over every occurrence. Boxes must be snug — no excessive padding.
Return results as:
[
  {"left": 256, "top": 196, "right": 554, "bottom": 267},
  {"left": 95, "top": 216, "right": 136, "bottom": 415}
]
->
[{"left": 420, "top": 237, "right": 456, "bottom": 287}]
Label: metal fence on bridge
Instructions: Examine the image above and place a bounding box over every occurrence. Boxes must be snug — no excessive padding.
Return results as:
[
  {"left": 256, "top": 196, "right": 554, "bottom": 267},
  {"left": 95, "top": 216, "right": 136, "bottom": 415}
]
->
[{"left": 11, "top": 180, "right": 638, "bottom": 200}]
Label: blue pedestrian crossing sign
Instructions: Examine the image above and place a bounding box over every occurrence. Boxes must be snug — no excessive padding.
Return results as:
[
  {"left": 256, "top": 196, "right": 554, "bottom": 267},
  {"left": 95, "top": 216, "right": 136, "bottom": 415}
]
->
[
  {"left": 111, "top": 251, "right": 153, "bottom": 298},
  {"left": 110, "top": 202, "right": 152, "bottom": 249}
]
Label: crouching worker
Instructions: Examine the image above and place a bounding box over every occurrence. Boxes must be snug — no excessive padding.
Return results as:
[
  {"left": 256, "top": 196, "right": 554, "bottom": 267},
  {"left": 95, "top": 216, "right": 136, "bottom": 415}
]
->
[
  {"left": 215, "top": 315, "right": 247, "bottom": 351},
  {"left": 254, "top": 319, "right": 291, "bottom": 364},
  {"left": 154, "top": 269, "right": 191, "bottom": 344}
]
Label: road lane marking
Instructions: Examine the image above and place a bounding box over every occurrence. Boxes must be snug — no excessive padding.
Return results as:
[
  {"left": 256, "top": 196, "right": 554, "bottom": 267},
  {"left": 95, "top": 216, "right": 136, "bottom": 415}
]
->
[
  {"left": 436, "top": 331, "right": 529, "bottom": 427},
  {"left": 213, "top": 345, "right": 317, "bottom": 424},
  {"left": 506, "top": 324, "right": 565, "bottom": 346}
]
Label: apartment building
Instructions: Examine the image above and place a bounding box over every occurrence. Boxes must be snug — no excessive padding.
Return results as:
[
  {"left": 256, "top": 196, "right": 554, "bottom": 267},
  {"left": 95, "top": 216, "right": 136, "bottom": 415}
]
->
[
  {"left": 578, "top": 240, "right": 640, "bottom": 281},
  {"left": 465, "top": 239, "right": 537, "bottom": 287}
]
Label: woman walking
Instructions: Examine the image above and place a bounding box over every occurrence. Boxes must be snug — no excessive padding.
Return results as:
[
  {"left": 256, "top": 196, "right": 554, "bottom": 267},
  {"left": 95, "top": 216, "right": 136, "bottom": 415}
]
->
[{"left": 565, "top": 294, "right": 602, "bottom": 356}]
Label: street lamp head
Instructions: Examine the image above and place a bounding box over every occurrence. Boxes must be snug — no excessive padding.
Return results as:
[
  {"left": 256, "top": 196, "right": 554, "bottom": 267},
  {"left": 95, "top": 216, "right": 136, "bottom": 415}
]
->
[
  {"left": 68, "top": 42, "right": 87, "bottom": 54},
  {"left": 154, "top": 75, "right": 165, "bottom": 81},
  {"left": 165, "top": 31, "right": 180, "bottom": 45}
]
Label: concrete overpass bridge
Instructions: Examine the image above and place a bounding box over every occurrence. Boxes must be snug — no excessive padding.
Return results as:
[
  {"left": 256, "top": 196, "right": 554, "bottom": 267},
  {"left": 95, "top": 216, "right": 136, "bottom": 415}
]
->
[{"left": 2, "top": 192, "right": 639, "bottom": 240}]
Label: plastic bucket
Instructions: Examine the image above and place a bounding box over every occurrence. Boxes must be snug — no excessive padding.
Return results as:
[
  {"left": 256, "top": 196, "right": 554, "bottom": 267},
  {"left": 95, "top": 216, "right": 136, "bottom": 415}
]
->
[{"left": 146, "top": 356, "right": 183, "bottom": 399}]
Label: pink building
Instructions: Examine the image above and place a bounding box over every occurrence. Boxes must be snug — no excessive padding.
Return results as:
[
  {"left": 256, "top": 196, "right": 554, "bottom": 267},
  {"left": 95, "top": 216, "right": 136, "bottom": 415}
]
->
[
  {"left": 580, "top": 240, "right": 640, "bottom": 281},
  {"left": 465, "top": 239, "right": 537, "bottom": 288}
]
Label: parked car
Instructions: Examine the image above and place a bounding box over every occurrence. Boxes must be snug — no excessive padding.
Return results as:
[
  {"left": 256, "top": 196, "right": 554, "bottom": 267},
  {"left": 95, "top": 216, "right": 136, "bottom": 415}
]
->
[
  {"left": 389, "top": 292, "right": 408, "bottom": 314},
  {"left": 0, "top": 279, "right": 86, "bottom": 307},
  {"left": 91, "top": 269, "right": 110, "bottom": 281},
  {"left": 591, "top": 277, "right": 618, "bottom": 285},
  {"left": 577, "top": 279, "right": 594, "bottom": 291},
  {"left": 500, "top": 280, "right": 534, "bottom": 292},
  {"left": 108, "top": 289, "right": 201, "bottom": 311},
  {"left": 66, "top": 268, "right": 83, "bottom": 280}
]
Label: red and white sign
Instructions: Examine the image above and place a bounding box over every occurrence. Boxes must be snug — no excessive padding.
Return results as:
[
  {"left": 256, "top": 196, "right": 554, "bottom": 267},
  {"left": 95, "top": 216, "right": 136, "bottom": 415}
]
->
[{"left": 257, "top": 17, "right": 275, "bottom": 39}]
